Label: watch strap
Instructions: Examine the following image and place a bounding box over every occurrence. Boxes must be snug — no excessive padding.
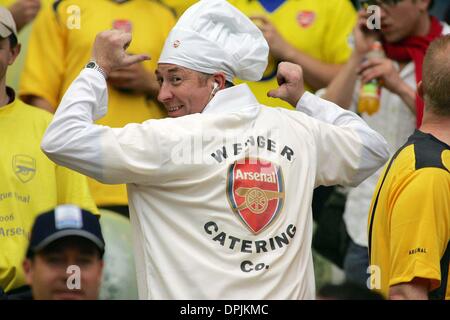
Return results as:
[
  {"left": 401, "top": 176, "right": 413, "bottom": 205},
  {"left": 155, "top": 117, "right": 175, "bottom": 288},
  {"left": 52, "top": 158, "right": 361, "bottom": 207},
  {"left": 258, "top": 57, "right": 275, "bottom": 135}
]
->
[{"left": 86, "top": 61, "right": 108, "bottom": 79}]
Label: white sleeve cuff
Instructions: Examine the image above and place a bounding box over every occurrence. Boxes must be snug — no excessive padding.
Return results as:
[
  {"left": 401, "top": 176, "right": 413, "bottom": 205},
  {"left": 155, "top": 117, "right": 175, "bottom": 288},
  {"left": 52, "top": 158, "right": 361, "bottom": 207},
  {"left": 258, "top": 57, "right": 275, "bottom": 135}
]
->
[
  {"left": 79, "top": 68, "right": 108, "bottom": 120},
  {"left": 295, "top": 91, "right": 315, "bottom": 117}
]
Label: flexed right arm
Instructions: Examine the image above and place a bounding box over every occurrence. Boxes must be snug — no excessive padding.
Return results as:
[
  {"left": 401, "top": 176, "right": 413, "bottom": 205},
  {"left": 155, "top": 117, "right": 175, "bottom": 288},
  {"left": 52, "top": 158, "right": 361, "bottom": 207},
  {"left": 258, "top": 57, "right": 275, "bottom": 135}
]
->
[
  {"left": 41, "top": 30, "right": 162, "bottom": 185},
  {"left": 268, "top": 61, "right": 389, "bottom": 187}
]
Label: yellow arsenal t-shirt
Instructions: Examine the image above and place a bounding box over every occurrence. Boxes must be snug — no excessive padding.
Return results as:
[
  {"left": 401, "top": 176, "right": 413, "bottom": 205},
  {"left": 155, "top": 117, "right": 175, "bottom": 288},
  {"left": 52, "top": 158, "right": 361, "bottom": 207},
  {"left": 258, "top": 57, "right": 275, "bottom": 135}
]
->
[
  {"left": 229, "top": 0, "right": 356, "bottom": 108},
  {"left": 0, "top": 94, "right": 97, "bottom": 292},
  {"left": 19, "top": 0, "right": 175, "bottom": 207},
  {"left": 368, "top": 130, "right": 450, "bottom": 299}
]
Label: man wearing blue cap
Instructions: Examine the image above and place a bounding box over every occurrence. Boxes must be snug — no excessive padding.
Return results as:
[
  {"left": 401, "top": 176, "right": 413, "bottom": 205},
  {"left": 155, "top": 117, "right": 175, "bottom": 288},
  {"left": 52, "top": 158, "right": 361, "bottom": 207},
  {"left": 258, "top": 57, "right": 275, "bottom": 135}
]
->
[
  {"left": 41, "top": 0, "right": 389, "bottom": 299},
  {"left": 22, "top": 205, "right": 104, "bottom": 300}
]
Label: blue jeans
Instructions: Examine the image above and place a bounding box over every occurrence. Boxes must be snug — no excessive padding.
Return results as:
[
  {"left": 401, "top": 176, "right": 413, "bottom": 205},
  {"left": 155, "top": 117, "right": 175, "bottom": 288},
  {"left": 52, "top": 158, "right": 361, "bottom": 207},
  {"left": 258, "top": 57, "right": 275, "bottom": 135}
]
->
[{"left": 343, "top": 239, "right": 369, "bottom": 287}]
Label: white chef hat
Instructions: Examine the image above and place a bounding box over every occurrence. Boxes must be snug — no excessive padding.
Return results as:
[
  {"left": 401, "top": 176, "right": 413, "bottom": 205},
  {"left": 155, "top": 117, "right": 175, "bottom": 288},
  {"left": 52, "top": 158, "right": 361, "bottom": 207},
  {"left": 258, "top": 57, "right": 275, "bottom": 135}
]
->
[{"left": 158, "top": 0, "right": 269, "bottom": 82}]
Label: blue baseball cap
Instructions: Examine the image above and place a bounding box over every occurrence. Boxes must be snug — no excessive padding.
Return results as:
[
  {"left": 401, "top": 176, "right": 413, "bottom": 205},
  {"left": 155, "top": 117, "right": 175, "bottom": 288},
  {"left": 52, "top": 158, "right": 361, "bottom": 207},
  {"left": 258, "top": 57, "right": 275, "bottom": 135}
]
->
[{"left": 26, "top": 205, "right": 105, "bottom": 258}]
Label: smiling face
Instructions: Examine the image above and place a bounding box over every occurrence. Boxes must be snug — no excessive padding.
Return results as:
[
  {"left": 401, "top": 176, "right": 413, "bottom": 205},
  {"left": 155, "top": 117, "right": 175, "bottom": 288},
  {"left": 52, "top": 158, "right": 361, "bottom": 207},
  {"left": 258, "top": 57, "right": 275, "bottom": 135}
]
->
[{"left": 156, "top": 64, "right": 215, "bottom": 118}]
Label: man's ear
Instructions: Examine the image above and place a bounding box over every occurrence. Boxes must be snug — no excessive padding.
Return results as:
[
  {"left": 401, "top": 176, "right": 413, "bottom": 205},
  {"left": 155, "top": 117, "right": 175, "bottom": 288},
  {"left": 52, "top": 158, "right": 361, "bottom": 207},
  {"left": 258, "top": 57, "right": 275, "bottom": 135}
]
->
[
  {"left": 8, "top": 43, "right": 21, "bottom": 66},
  {"left": 99, "top": 260, "right": 105, "bottom": 274},
  {"left": 23, "top": 258, "right": 33, "bottom": 285},
  {"left": 211, "top": 72, "right": 227, "bottom": 90},
  {"left": 417, "top": 80, "right": 424, "bottom": 100},
  {"left": 419, "top": 0, "right": 432, "bottom": 12}
]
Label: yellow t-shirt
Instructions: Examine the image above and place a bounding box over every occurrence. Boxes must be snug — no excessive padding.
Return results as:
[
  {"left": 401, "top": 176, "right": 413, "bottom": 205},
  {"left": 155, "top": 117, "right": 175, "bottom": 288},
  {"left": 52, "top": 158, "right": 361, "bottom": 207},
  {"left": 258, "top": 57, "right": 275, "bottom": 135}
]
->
[
  {"left": 229, "top": 0, "right": 356, "bottom": 108},
  {"left": 0, "top": 94, "right": 97, "bottom": 292},
  {"left": 19, "top": 0, "right": 176, "bottom": 206},
  {"left": 0, "top": 0, "right": 51, "bottom": 5},
  {"left": 159, "top": 0, "right": 197, "bottom": 17},
  {"left": 368, "top": 130, "right": 450, "bottom": 299},
  {"left": 0, "top": 0, "right": 55, "bottom": 90}
]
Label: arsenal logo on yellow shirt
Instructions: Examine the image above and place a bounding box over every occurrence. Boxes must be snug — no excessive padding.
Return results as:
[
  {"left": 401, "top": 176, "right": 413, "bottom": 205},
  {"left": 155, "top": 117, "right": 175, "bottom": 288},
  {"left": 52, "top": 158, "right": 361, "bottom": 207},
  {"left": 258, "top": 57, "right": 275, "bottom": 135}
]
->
[
  {"left": 297, "top": 11, "right": 316, "bottom": 28},
  {"left": 227, "top": 158, "right": 285, "bottom": 234},
  {"left": 13, "top": 155, "right": 36, "bottom": 183}
]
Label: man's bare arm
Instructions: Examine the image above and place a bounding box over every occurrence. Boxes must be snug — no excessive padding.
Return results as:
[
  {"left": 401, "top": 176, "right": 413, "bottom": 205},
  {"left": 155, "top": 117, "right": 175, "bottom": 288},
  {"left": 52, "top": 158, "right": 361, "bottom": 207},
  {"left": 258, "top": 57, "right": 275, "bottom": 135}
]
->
[
  {"left": 389, "top": 278, "right": 430, "bottom": 300},
  {"left": 323, "top": 52, "right": 362, "bottom": 109},
  {"left": 21, "top": 95, "right": 55, "bottom": 113},
  {"left": 9, "top": 0, "right": 41, "bottom": 32},
  {"left": 251, "top": 14, "right": 344, "bottom": 91}
]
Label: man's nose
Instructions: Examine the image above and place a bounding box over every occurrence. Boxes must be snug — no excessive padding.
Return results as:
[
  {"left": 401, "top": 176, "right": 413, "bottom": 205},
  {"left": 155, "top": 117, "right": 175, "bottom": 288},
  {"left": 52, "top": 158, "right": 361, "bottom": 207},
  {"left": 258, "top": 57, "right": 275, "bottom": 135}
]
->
[{"left": 157, "top": 83, "right": 173, "bottom": 103}]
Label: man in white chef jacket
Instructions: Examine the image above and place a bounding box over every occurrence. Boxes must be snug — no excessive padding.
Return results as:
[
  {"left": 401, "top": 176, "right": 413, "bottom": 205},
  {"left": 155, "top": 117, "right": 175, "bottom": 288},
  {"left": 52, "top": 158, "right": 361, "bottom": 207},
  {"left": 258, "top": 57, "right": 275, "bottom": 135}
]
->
[{"left": 41, "top": 0, "right": 389, "bottom": 299}]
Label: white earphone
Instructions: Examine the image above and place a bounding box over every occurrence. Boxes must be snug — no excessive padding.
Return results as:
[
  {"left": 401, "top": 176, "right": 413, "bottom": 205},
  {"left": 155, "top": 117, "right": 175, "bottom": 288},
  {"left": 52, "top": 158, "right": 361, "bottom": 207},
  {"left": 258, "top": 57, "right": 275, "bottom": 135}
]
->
[
  {"left": 210, "top": 82, "right": 220, "bottom": 99},
  {"left": 212, "top": 82, "right": 219, "bottom": 95}
]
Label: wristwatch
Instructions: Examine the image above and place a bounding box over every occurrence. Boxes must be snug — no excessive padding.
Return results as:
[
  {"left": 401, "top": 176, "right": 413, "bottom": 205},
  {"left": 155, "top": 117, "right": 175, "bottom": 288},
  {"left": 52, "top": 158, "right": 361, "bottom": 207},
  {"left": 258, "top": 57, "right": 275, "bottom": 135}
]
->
[{"left": 85, "top": 60, "right": 108, "bottom": 79}]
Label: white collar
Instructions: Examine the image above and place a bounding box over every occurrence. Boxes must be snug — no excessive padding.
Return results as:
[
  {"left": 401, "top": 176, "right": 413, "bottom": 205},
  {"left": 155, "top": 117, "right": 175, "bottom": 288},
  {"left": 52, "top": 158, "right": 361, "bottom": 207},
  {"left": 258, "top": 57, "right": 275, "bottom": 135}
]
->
[{"left": 202, "top": 84, "right": 259, "bottom": 115}]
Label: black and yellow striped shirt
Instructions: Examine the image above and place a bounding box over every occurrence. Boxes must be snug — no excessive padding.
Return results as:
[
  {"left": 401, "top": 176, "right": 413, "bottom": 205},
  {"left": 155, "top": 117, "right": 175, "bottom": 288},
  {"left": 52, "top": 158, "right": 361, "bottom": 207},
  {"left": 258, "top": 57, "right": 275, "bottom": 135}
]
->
[{"left": 368, "top": 130, "right": 450, "bottom": 299}]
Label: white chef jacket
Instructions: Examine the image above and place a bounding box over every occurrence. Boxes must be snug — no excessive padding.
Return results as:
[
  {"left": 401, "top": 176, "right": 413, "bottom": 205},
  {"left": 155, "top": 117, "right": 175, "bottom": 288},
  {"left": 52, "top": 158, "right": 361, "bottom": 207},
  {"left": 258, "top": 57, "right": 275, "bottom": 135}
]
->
[{"left": 41, "top": 69, "right": 388, "bottom": 299}]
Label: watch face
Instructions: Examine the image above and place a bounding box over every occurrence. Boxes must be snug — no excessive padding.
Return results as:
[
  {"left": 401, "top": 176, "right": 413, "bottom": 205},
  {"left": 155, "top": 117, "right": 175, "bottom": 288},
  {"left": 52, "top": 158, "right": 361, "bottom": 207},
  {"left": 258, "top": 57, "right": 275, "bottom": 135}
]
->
[{"left": 86, "top": 62, "right": 95, "bottom": 68}]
